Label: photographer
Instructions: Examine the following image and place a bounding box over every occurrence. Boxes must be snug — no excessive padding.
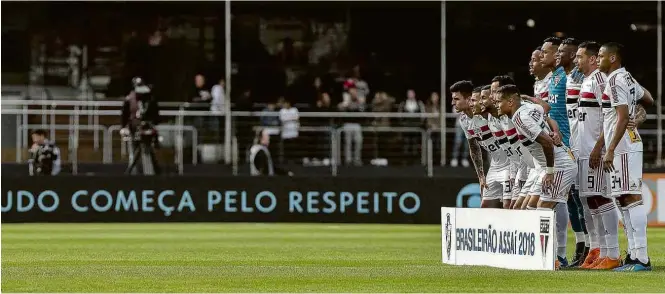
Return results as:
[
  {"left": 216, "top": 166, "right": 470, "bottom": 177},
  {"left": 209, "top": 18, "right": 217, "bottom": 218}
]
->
[
  {"left": 28, "top": 129, "right": 61, "bottom": 176},
  {"left": 121, "top": 77, "right": 162, "bottom": 175},
  {"left": 249, "top": 129, "right": 293, "bottom": 176}
]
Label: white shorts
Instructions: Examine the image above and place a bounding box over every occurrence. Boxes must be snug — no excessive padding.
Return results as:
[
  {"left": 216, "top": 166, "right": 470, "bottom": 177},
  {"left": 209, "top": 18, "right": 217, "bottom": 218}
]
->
[
  {"left": 521, "top": 167, "right": 542, "bottom": 197},
  {"left": 484, "top": 167, "right": 511, "bottom": 201},
  {"left": 512, "top": 178, "right": 526, "bottom": 201},
  {"left": 606, "top": 152, "right": 643, "bottom": 197},
  {"left": 539, "top": 166, "right": 578, "bottom": 203},
  {"left": 578, "top": 158, "right": 608, "bottom": 197},
  {"left": 517, "top": 162, "right": 530, "bottom": 181},
  {"left": 572, "top": 150, "right": 580, "bottom": 188}
]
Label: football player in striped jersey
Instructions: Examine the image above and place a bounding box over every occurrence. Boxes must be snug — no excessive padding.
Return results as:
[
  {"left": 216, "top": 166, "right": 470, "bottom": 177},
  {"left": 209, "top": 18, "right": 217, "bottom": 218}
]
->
[
  {"left": 451, "top": 80, "right": 510, "bottom": 208},
  {"left": 598, "top": 42, "right": 654, "bottom": 272},
  {"left": 575, "top": 41, "right": 620, "bottom": 270},
  {"left": 497, "top": 84, "right": 578, "bottom": 269}
]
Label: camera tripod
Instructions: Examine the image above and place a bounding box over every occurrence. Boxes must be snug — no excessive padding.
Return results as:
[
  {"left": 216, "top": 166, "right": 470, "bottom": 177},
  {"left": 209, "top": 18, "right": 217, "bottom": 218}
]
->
[{"left": 124, "top": 131, "right": 160, "bottom": 175}]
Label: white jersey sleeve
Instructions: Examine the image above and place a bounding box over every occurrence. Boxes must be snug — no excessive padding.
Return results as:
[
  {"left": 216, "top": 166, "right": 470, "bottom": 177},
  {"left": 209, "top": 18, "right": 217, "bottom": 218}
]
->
[
  {"left": 458, "top": 115, "right": 474, "bottom": 139},
  {"left": 513, "top": 104, "right": 548, "bottom": 143},
  {"left": 603, "top": 68, "right": 644, "bottom": 154}
]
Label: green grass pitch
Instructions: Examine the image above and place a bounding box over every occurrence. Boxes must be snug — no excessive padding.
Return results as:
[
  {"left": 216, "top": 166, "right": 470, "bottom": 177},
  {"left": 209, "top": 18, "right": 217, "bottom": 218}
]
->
[{"left": 2, "top": 223, "right": 664, "bottom": 292}]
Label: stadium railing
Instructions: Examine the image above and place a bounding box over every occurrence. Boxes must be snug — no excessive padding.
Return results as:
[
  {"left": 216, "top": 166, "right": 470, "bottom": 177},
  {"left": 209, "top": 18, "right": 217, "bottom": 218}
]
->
[{"left": 1, "top": 99, "right": 663, "bottom": 175}]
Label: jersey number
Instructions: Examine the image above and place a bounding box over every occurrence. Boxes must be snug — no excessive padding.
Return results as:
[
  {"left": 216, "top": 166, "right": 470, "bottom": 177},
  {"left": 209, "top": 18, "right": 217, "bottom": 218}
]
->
[
  {"left": 587, "top": 175, "right": 595, "bottom": 190},
  {"left": 611, "top": 174, "right": 622, "bottom": 190}
]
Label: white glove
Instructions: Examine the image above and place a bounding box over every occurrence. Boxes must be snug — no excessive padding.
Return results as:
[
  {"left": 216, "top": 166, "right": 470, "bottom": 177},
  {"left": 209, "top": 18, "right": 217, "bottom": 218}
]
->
[{"left": 120, "top": 128, "right": 131, "bottom": 137}]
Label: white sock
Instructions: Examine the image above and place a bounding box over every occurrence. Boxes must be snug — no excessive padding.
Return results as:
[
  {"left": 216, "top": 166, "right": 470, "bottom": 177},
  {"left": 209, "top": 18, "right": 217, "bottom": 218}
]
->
[
  {"left": 599, "top": 202, "right": 620, "bottom": 259},
  {"left": 625, "top": 201, "right": 649, "bottom": 264},
  {"left": 581, "top": 199, "right": 594, "bottom": 248},
  {"left": 592, "top": 210, "right": 607, "bottom": 258},
  {"left": 588, "top": 211, "right": 600, "bottom": 249},
  {"left": 555, "top": 202, "right": 568, "bottom": 259},
  {"left": 574, "top": 232, "right": 584, "bottom": 244},
  {"left": 620, "top": 207, "right": 636, "bottom": 258}
]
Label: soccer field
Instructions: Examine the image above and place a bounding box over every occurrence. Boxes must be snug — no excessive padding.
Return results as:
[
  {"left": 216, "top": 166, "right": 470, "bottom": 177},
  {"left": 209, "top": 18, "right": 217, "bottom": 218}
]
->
[{"left": 2, "top": 223, "right": 664, "bottom": 293}]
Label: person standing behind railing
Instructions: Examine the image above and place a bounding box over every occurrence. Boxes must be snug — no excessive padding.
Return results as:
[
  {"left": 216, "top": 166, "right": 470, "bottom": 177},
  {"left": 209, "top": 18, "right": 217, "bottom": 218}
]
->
[
  {"left": 424, "top": 92, "right": 442, "bottom": 165},
  {"left": 190, "top": 74, "right": 217, "bottom": 139},
  {"left": 450, "top": 115, "right": 470, "bottom": 168},
  {"left": 371, "top": 91, "right": 395, "bottom": 161},
  {"left": 313, "top": 93, "right": 336, "bottom": 164},
  {"left": 210, "top": 77, "right": 226, "bottom": 141},
  {"left": 338, "top": 86, "right": 366, "bottom": 166},
  {"left": 279, "top": 99, "right": 300, "bottom": 164},
  {"left": 398, "top": 89, "right": 426, "bottom": 164}
]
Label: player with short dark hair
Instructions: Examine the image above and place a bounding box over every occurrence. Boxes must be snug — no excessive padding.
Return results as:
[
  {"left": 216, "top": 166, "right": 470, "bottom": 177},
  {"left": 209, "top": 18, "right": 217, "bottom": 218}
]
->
[
  {"left": 557, "top": 37, "right": 590, "bottom": 267},
  {"left": 496, "top": 84, "right": 578, "bottom": 269},
  {"left": 451, "top": 80, "right": 510, "bottom": 208},
  {"left": 489, "top": 76, "right": 536, "bottom": 209},
  {"left": 598, "top": 42, "right": 654, "bottom": 272},
  {"left": 539, "top": 36, "right": 578, "bottom": 267},
  {"left": 480, "top": 84, "right": 530, "bottom": 209},
  {"left": 573, "top": 40, "right": 623, "bottom": 270}
]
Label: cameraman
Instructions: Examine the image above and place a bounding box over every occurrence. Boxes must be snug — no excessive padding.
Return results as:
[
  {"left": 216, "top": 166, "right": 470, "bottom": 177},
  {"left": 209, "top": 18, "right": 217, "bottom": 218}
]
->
[
  {"left": 28, "top": 129, "right": 61, "bottom": 176},
  {"left": 121, "top": 77, "right": 161, "bottom": 175}
]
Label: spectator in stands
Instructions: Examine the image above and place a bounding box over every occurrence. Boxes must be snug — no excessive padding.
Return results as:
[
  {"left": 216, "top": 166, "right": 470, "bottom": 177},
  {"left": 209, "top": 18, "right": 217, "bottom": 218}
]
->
[
  {"left": 398, "top": 89, "right": 425, "bottom": 163},
  {"left": 372, "top": 91, "right": 395, "bottom": 127},
  {"left": 190, "top": 74, "right": 218, "bottom": 139},
  {"left": 279, "top": 99, "right": 300, "bottom": 164},
  {"left": 261, "top": 103, "right": 280, "bottom": 127},
  {"left": 348, "top": 65, "right": 370, "bottom": 101},
  {"left": 210, "top": 78, "right": 226, "bottom": 114},
  {"left": 371, "top": 91, "right": 395, "bottom": 160},
  {"left": 338, "top": 87, "right": 366, "bottom": 166},
  {"left": 191, "top": 74, "right": 212, "bottom": 103},
  {"left": 234, "top": 89, "right": 254, "bottom": 157},
  {"left": 313, "top": 76, "right": 325, "bottom": 98},
  {"left": 424, "top": 92, "right": 442, "bottom": 165},
  {"left": 312, "top": 92, "right": 335, "bottom": 165}
]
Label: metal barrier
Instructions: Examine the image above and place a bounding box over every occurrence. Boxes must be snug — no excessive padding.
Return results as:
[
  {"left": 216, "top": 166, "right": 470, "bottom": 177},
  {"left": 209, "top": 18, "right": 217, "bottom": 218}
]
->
[
  {"left": 16, "top": 124, "right": 109, "bottom": 174},
  {"left": 2, "top": 99, "right": 664, "bottom": 170},
  {"left": 106, "top": 125, "right": 199, "bottom": 174},
  {"left": 334, "top": 126, "right": 431, "bottom": 176}
]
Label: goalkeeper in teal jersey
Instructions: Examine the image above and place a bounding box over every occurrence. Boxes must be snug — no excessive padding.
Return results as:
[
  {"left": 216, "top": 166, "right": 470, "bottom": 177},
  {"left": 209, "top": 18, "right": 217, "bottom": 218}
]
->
[{"left": 540, "top": 36, "right": 584, "bottom": 268}]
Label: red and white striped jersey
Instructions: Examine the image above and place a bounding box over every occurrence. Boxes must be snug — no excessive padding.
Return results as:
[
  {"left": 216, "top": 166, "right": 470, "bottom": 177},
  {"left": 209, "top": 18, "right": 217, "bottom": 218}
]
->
[
  {"left": 512, "top": 103, "right": 576, "bottom": 170},
  {"left": 577, "top": 69, "right": 607, "bottom": 158},
  {"left": 500, "top": 115, "right": 534, "bottom": 168},
  {"left": 566, "top": 67, "right": 585, "bottom": 152},
  {"left": 459, "top": 114, "right": 510, "bottom": 169},
  {"left": 602, "top": 67, "right": 644, "bottom": 154},
  {"left": 534, "top": 72, "right": 553, "bottom": 102}
]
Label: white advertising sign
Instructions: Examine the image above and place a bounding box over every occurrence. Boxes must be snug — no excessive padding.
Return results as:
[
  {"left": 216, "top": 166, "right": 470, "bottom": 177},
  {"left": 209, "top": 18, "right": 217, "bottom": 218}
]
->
[{"left": 441, "top": 207, "right": 555, "bottom": 271}]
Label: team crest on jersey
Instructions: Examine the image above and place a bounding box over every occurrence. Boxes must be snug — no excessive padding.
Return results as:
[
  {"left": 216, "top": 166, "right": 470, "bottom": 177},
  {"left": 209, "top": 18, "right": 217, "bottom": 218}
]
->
[
  {"left": 553, "top": 75, "right": 563, "bottom": 88},
  {"left": 539, "top": 216, "right": 551, "bottom": 268},
  {"left": 528, "top": 109, "right": 542, "bottom": 122}
]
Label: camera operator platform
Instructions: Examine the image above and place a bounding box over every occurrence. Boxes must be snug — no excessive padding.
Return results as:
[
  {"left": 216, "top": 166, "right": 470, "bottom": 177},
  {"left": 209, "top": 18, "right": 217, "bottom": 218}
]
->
[
  {"left": 28, "top": 129, "right": 61, "bottom": 176},
  {"left": 121, "top": 77, "right": 162, "bottom": 175}
]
